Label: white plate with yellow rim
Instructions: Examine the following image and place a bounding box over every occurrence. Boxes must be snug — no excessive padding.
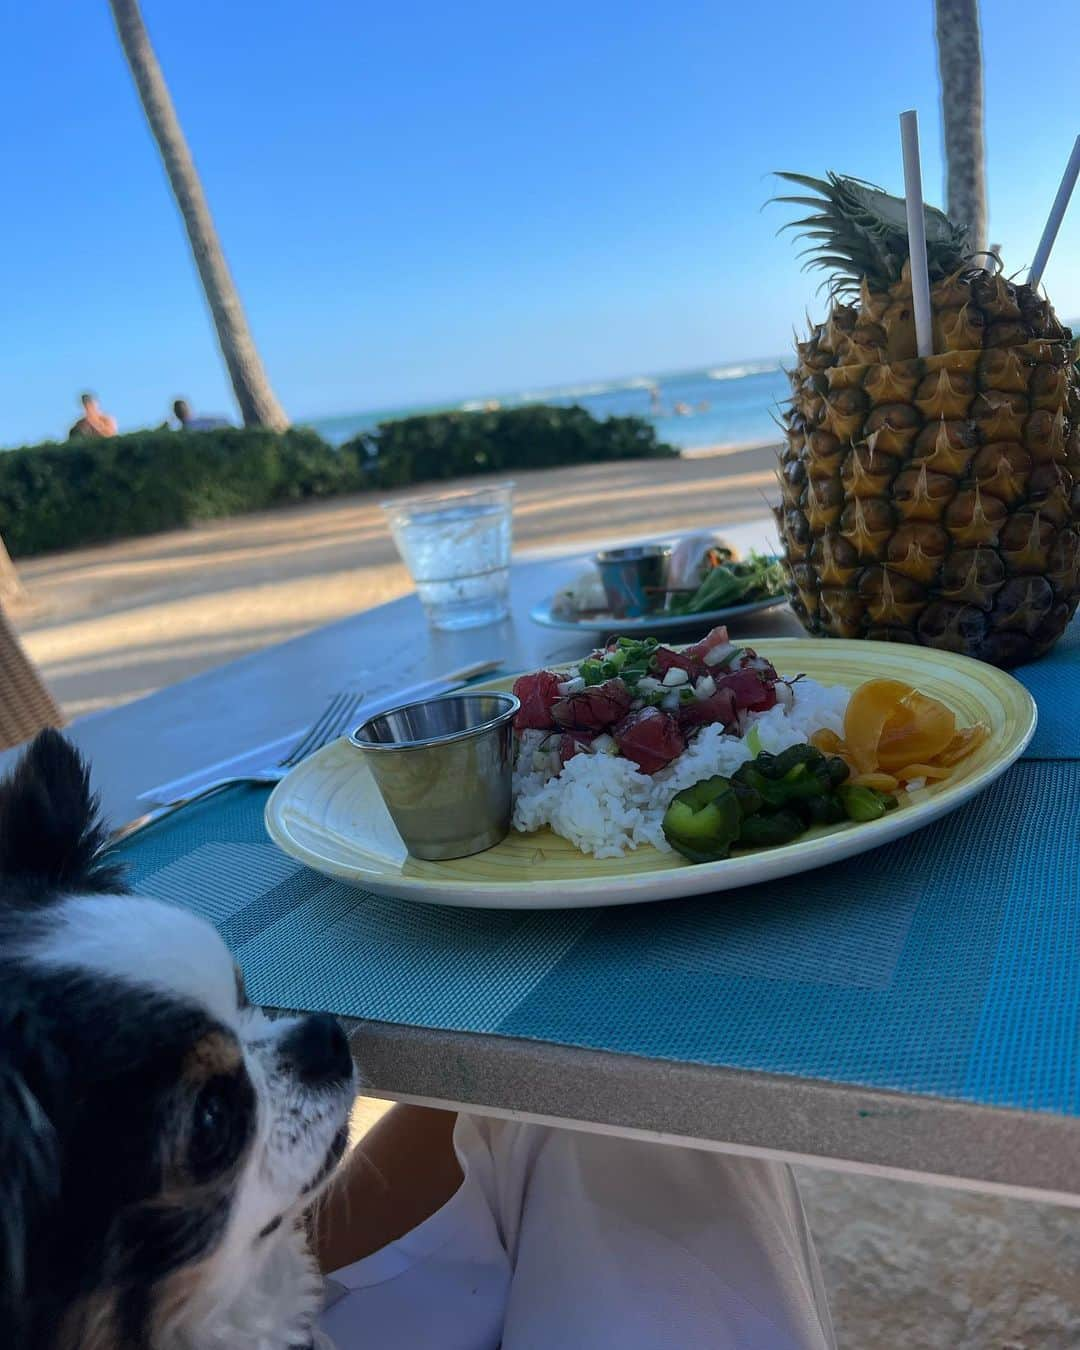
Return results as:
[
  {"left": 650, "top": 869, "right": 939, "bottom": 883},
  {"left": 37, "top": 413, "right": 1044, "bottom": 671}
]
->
[{"left": 264, "top": 640, "right": 1036, "bottom": 909}]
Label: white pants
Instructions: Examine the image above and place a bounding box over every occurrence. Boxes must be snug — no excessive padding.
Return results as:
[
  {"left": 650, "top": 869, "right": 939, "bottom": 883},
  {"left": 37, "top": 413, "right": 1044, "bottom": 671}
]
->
[{"left": 319, "top": 1116, "right": 835, "bottom": 1349}]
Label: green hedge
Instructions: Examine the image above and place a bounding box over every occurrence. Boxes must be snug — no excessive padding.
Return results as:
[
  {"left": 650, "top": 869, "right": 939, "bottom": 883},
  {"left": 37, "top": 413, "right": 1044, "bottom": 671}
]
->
[
  {"left": 348, "top": 404, "right": 675, "bottom": 488},
  {"left": 0, "top": 428, "right": 366, "bottom": 557},
  {"left": 0, "top": 406, "right": 675, "bottom": 558}
]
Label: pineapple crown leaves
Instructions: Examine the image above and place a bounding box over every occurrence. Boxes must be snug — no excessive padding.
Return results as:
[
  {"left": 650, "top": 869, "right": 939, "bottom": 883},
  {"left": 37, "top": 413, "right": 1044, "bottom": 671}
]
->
[{"left": 771, "top": 171, "right": 972, "bottom": 299}]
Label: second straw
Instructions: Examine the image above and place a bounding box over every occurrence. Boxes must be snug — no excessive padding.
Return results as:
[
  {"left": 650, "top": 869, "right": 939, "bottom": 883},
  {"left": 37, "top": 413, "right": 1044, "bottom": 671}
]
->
[{"left": 899, "top": 109, "right": 934, "bottom": 359}]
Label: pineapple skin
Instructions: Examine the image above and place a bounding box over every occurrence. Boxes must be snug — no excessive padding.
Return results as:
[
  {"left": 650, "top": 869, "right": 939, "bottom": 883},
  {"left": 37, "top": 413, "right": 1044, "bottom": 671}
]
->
[{"left": 778, "top": 266, "right": 1080, "bottom": 668}]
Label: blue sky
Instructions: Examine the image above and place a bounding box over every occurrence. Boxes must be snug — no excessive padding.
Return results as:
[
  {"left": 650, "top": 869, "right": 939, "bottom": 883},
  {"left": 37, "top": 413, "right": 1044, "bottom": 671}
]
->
[{"left": 5, "top": 0, "right": 1079, "bottom": 446}]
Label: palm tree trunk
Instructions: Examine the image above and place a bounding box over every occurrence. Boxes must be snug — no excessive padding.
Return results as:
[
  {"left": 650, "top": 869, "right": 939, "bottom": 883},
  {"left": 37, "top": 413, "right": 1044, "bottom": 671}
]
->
[
  {"left": 934, "top": 0, "right": 987, "bottom": 253},
  {"left": 108, "top": 0, "right": 289, "bottom": 430}
]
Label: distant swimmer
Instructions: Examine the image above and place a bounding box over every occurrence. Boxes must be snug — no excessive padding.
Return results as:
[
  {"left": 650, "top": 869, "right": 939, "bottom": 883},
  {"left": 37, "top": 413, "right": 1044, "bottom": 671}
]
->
[
  {"left": 648, "top": 384, "right": 662, "bottom": 414},
  {"left": 69, "top": 391, "right": 118, "bottom": 439},
  {"left": 673, "top": 401, "right": 692, "bottom": 416},
  {"left": 697, "top": 400, "right": 711, "bottom": 413}
]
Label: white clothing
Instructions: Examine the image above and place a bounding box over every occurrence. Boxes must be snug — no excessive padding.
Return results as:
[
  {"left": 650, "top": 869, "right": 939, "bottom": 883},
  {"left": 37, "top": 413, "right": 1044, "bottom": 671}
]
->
[{"left": 319, "top": 1115, "right": 835, "bottom": 1349}]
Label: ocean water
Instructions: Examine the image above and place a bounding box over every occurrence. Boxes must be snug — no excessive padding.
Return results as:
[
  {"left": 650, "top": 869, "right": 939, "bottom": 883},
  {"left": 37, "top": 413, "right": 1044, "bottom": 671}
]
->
[{"left": 307, "top": 359, "right": 790, "bottom": 452}]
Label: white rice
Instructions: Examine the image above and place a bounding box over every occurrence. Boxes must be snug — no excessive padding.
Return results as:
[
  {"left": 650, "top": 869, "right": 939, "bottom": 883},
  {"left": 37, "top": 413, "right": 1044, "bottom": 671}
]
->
[{"left": 512, "top": 678, "right": 850, "bottom": 858}]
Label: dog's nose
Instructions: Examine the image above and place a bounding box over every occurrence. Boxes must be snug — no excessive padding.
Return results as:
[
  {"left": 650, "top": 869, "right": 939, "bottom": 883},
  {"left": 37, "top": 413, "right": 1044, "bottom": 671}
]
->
[{"left": 280, "top": 1013, "right": 352, "bottom": 1086}]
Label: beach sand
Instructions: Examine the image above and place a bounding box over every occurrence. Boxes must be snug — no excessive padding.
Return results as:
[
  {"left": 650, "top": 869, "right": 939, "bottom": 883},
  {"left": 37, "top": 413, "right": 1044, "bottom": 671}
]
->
[
  {"left": 9, "top": 443, "right": 1080, "bottom": 1347},
  {"left": 11, "top": 445, "right": 779, "bottom": 717}
]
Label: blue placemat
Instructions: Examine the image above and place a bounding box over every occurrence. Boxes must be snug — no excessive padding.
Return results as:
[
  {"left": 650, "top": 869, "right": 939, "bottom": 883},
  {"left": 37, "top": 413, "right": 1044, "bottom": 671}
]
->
[
  {"left": 115, "top": 746, "right": 1080, "bottom": 1116},
  {"left": 1015, "top": 612, "right": 1080, "bottom": 759},
  {"left": 112, "top": 612, "right": 1079, "bottom": 1115}
]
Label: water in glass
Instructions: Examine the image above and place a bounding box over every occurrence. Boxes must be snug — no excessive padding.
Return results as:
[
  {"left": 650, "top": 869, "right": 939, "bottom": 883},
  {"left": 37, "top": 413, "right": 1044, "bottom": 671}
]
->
[{"left": 385, "top": 486, "right": 513, "bottom": 630}]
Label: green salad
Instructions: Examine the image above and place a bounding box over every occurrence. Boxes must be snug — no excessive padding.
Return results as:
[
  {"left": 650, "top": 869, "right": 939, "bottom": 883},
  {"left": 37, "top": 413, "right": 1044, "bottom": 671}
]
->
[{"left": 667, "top": 552, "right": 785, "bottom": 615}]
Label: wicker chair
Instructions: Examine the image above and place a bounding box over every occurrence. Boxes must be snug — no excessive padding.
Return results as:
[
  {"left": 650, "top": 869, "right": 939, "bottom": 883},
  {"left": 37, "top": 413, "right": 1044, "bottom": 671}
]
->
[{"left": 0, "top": 607, "right": 64, "bottom": 750}]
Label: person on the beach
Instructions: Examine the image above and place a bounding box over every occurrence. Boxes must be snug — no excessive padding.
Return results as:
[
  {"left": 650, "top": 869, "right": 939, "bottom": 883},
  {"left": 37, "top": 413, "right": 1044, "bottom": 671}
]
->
[
  {"left": 313, "top": 1104, "right": 836, "bottom": 1348},
  {"left": 68, "top": 391, "right": 118, "bottom": 439},
  {"left": 173, "top": 398, "right": 231, "bottom": 431}
]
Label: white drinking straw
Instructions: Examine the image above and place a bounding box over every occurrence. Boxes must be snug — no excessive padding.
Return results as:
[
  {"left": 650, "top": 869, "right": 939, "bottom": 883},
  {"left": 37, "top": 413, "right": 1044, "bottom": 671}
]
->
[
  {"left": 900, "top": 110, "right": 934, "bottom": 358},
  {"left": 1028, "top": 134, "right": 1080, "bottom": 289}
]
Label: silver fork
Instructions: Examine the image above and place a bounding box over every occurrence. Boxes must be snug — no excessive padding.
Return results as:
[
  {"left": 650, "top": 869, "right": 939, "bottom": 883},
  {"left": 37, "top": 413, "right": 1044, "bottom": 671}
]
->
[
  {"left": 277, "top": 689, "right": 368, "bottom": 771},
  {"left": 115, "top": 656, "right": 503, "bottom": 842},
  {"left": 111, "top": 689, "right": 366, "bottom": 841}
]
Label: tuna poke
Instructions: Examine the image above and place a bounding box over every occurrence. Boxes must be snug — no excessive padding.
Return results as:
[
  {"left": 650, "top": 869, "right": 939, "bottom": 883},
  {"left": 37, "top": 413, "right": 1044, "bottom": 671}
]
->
[{"left": 510, "top": 626, "right": 987, "bottom": 861}]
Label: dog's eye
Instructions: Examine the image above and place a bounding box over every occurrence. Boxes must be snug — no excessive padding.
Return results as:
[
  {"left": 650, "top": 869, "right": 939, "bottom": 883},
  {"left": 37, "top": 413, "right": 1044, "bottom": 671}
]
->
[{"left": 188, "top": 1076, "right": 251, "bottom": 1180}]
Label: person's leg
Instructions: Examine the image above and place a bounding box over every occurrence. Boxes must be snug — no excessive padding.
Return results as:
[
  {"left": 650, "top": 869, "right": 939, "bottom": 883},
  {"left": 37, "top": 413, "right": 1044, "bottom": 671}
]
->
[
  {"left": 314, "top": 1107, "right": 510, "bottom": 1350},
  {"left": 312, "top": 1105, "right": 462, "bottom": 1271},
  {"left": 461, "top": 1117, "right": 835, "bottom": 1350}
]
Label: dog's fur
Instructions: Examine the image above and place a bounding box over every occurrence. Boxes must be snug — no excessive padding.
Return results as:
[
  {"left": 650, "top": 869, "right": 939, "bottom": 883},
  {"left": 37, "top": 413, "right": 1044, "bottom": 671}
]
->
[{"left": 0, "top": 732, "right": 355, "bottom": 1349}]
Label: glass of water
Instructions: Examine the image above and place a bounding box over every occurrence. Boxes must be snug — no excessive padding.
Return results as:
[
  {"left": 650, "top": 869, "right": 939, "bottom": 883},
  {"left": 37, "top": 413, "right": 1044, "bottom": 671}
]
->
[{"left": 382, "top": 482, "right": 514, "bottom": 630}]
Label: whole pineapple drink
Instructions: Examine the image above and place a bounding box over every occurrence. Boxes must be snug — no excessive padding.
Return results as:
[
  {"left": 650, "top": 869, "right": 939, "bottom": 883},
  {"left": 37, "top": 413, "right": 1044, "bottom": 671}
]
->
[{"left": 775, "top": 172, "right": 1080, "bottom": 668}]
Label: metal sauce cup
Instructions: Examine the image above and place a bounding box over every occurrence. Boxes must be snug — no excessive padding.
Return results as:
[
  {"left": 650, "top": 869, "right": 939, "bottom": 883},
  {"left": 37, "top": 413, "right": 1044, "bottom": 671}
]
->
[
  {"left": 594, "top": 545, "right": 670, "bottom": 618},
  {"left": 349, "top": 692, "right": 520, "bottom": 860}
]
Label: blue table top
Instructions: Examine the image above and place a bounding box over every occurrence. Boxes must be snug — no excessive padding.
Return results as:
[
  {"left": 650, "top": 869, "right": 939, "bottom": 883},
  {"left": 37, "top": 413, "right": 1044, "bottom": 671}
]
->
[{"left": 115, "top": 615, "right": 1080, "bottom": 1120}]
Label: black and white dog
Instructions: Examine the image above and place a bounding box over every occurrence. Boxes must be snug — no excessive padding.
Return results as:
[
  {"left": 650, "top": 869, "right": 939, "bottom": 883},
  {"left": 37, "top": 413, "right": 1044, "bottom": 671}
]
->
[{"left": 0, "top": 731, "right": 355, "bottom": 1349}]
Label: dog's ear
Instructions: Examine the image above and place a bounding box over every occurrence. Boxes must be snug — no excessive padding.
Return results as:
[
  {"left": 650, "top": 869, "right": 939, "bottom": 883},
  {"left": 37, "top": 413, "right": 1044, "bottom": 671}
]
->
[
  {"left": 0, "top": 730, "right": 125, "bottom": 897},
  {"left": 0, "top": 1007, "right": 63, "bottom": 1346}
]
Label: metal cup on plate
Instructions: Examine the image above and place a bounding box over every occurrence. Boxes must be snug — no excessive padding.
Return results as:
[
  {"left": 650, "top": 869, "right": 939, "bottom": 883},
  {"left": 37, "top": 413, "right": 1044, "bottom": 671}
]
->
[
  {"left": 594, "top": 545, "right": 670, "bottom": 618},
  {"left": 349, "top": 692, "right": 520, "bottom": 860}
]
